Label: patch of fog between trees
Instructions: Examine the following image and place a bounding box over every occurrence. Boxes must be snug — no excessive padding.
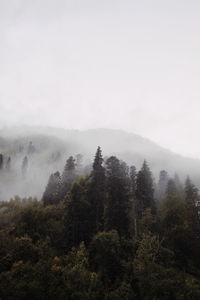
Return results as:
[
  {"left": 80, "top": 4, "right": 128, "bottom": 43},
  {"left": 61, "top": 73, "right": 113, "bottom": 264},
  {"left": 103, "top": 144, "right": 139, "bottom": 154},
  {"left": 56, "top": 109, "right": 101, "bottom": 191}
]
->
[{"left": 0, "top": 133, "right": 90, "bottom": 201}]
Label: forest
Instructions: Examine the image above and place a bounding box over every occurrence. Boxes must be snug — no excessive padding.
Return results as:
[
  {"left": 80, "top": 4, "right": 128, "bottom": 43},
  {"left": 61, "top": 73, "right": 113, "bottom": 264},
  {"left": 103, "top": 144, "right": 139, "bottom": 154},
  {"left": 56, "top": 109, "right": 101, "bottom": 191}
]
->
[{"left": 0, "top": 146, "right": 200, "bottom": 300}]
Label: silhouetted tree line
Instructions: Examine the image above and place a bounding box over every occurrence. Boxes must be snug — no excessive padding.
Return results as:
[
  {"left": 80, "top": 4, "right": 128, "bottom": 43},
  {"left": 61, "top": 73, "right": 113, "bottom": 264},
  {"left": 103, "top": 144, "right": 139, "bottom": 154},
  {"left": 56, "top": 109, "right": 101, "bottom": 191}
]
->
[{"left": 0, "top": 147, "right": 200, "bottom": 299}]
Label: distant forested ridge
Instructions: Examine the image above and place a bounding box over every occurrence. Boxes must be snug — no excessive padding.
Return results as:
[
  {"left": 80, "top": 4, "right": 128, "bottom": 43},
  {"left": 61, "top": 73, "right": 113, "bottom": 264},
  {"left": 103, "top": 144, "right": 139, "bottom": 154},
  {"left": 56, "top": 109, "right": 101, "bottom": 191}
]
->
[{"left": 1, "top": 146, "right": 200, "bottom": 299}]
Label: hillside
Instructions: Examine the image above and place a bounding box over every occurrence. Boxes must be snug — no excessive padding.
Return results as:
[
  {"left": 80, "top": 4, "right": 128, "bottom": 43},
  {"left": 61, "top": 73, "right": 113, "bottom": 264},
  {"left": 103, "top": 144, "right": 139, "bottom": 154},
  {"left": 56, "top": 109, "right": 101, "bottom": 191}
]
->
[{"left": 0, "top": 126, "right": 199, "bottom": 200}]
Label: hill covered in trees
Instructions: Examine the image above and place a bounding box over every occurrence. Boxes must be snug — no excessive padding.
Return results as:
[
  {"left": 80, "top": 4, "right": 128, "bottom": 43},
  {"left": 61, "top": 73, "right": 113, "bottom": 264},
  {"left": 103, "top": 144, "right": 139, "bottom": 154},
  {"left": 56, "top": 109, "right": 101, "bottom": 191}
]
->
[
  {"left": 0, "top": 126, "right": 200, "bottom": 201},
  {"left": 0, "top": 146, "right": 200, "bottom": 299}
]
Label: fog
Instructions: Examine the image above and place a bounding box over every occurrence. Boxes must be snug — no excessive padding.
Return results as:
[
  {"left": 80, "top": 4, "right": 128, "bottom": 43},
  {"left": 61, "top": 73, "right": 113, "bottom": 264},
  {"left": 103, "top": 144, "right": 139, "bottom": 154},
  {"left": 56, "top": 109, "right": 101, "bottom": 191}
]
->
[
  {"left": 0, "top": 126, "right": 200, "bottom": 201},
  {"left": 1, "top": 0, "right": 200, "bottom": 158},
  {"left": 0, "top": 1, "right": 200, "bottom": 199}
]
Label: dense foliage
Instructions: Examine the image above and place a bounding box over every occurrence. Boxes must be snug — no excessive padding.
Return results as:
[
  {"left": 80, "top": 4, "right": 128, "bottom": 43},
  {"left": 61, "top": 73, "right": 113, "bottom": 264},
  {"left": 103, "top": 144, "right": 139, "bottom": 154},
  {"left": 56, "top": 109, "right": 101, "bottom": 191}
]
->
[{"left": 1, "top": 147, "right": 200, "bottom": 299}]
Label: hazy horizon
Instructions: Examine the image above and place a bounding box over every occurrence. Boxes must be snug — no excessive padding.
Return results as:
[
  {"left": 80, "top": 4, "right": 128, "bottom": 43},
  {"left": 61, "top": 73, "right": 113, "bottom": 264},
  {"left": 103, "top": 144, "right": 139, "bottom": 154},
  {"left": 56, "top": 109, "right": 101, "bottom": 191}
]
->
[{"left": 1, "top": 0, "right": 200, "bottom": 158}]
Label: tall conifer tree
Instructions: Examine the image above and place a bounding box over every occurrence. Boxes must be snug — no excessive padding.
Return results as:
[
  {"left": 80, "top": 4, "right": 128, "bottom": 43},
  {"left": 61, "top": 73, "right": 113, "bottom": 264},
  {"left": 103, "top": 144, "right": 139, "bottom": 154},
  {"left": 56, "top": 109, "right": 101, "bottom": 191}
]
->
[
  {"left": 130, "top": 165, "right": 137, "bottom": 198},
  {"left": 65, "top": 179, "right": 91, "bottom": 249},
  {"left": 59, "top": 156, "right": 76, "bottom": 200},
  {"left": 185, "top": 177, "right": 200, "bottom": 235},
  {"left": 89, "top": 146, "right": 105, "bottom": 234},
  {"left": 42, "top": 171, "right": 61, "bottom": 206},
  {"left": 104, "top": 156, "right": 131, "bottom": 237},
  {"left": 136, "top": 160, "right": 155, "bottom": 218},
  {"left": 129, "top": 165, "right": 137, "bottom": 237}
]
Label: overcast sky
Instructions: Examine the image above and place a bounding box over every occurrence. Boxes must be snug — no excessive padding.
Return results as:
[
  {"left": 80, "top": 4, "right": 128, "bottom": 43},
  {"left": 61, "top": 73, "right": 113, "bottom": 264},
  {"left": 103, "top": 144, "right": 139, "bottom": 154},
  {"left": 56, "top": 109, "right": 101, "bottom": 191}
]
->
[{"left": 0, "top": 0, "right": 200, "bottom": 158}]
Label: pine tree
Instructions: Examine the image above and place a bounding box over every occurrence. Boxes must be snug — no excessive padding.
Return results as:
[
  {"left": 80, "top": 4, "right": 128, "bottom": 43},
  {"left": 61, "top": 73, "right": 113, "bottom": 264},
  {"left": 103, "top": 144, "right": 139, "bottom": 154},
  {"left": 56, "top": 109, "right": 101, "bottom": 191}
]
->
[
  {"left": 42, "top": 171, "right": 61, "bottom": 206},
  {"left": 136, "top": 160, "right": 155, "bottom": 219},
  {"left": 88, "top": 146, "right": 106, "bottom": 234},
  {"left": 65, "top": 179, "right": 91, "bottom": 249},
  {"left": 129, "top": 165, "right": 137, "bottom": 237},
  {"left": 185, "top": 177, "right": 200, "bottom": 236},
  {"left": 59, "top": 156, "right": 76, "bottom": 200},
  {"left": 130, "top": 165, "right": 137, "bottom": 198},
  {"left": 104, "top": 156, "right": 131, "bottom": 237}
]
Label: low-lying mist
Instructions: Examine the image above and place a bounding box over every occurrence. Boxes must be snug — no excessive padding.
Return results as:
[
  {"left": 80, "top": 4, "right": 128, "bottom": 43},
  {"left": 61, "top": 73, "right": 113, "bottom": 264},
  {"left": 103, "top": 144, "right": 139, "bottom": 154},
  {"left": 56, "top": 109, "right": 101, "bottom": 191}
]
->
[{"left": 0, "top": 126, "right": 200, "bottom": 201}]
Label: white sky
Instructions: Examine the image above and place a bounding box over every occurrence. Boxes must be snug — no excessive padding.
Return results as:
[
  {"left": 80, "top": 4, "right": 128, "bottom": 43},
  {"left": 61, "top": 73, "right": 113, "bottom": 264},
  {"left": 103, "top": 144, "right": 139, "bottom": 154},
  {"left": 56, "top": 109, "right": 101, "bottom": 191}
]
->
[{"left": 0, "top": 0, "right": 200, "bottom": 158}]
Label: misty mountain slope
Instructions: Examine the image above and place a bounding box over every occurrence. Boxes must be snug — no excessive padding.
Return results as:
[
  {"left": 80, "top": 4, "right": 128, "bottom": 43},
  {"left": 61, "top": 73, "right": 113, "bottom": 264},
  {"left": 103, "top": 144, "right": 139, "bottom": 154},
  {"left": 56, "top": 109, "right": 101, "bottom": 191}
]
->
[
  {"left": 56, "top": 128, "right": 200, "bottom": 181},
  {"left": 0, "top": 127, "right": 200, "bottom": 201},
  {"left": 0, "top": 132, "right": 77, "bottom": 201}
]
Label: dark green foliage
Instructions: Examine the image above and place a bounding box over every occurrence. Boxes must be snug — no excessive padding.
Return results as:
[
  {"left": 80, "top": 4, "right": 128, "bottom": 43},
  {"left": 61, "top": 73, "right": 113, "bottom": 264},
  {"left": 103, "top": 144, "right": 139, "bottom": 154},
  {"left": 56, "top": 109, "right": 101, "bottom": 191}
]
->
[
  {"left": 160, "top": 194, "right": 199, "bottom": 269},
  {"left": 64, "top": 178, "right": 91, "bottom": 249},
  {"left": 88, "top": 146, "right": 106, "bottom": 234},
  {"left": 59, "top": 156, "right": 76, "bottom": 200},
  {"left": 130, "top": 165, "right": 137, "bottom": 197},
  {"left": 14, "top": 204, "right": 66, "bottom": 253},
  {"left": 185, "top": 177, "right": 200, "bottom": 235},
  {"left": 64, "top": 243, "right": 104, "bottom": 300},
  {"left": 1, "top": 149, "right": 200, "bottom": 299},
  {"left": 105, "top": 282, "right": 137, "bottom": 300},
  {"left": 184, "top": 177, "right": 200, "bottom": 265},
  {"left": 136, "top": 160, "right": 155, "bottom": 219},
  {"left": 129, "top": 165, "right": 137, "bottom": 237},
  {"left": 138, "top": 208, "right": 159, "bottom": 236},
  {"left": 42, "top": 171, "right": 61, "bottom": 206},
  {"left": 134, "top": 233, "right": 200, "bottom": 300},
  {"left": 89, "top": 231, "right": 122, "bottom": 285},
  {"left": 104, "top": 156, "right": 131, "bottom": 237}
]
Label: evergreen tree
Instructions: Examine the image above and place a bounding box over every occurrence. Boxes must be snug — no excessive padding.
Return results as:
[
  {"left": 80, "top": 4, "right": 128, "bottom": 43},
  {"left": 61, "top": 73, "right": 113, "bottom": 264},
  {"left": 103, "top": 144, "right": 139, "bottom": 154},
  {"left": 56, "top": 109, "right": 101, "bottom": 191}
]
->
[
  {"left": 130, "top": 165, "right": 137, "bottom": 198},
  {"left": 89, "top": 230, "right": 123, "bottom": 286},
  {"left": 129, "top": 165, "right": 137, "bottom": 237},
  {"left": 185, "top": 177, "right": 200, "bottom": 236},
  {"left": 161, "top": 194, "right": 192, "bottom": 267},
  {"left": 104, "top": 156, "right": 131, "bottom": 237},
  {"left": 65, "top": 179, "right": 91, "bottom": 249},
  {"left": 59, "top": 156, "right": 76, "bottom": 200},
  {"left": 88, "top": 147, "right": 106, "bottom": 234},
  {"left": 136, "top": 160, "right": 155, "bottom": 219},
  {"left": 42, "top": 171, "right": 61, "bottom": 206},
  {"left": 21, "top": 156, "right": 28, "bottom": 178}
]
